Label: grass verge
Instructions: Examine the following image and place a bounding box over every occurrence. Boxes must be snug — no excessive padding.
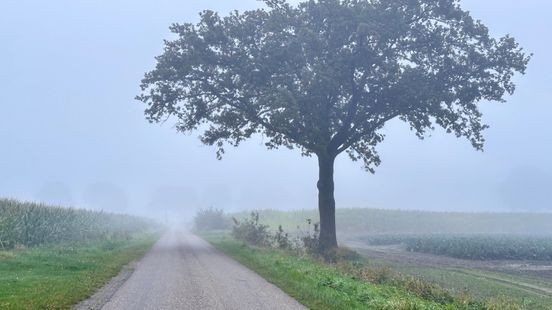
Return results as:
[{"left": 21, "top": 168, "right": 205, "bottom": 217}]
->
[
  {"left": 394, "top": 266, "right": 552, "bottom": 310},
  {"left": 200, "top": 232, "right": 509, "bottom": 310},
  {"left": 0, "top": 233, "right": 159, "bottom": 309}
]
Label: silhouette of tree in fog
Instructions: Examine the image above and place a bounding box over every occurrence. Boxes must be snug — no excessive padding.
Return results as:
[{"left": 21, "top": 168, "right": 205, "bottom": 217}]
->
[{"left": 138, "top": 0, "right": 530, "bottom": 251}]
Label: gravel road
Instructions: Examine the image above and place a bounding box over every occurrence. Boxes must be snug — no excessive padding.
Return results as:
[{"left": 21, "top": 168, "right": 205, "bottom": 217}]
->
[{"left": 100, "top": 231, "right": 305, "bottom": 310}]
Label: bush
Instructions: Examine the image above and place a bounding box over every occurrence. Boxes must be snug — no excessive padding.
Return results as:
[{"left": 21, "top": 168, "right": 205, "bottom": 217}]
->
[
  {"left": 274, "top": 225, "right": 292, "bottom": 250},
  {"left": 230, "top": 213, "right": 362, "bottom": 262},
  {"left": 300, "top": 219, "right": 320, "bottom": 256},
  {"left": 194, "top": 207, "right": 231, "bottom": 231},
  {"left": 231, "top": 212, "right": 271, "bottom": 247}
]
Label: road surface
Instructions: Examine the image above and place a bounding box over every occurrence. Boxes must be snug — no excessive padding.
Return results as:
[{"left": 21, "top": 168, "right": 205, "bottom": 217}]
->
[{"left": 100, "top": 231, "right": 305, "bottom": 310}]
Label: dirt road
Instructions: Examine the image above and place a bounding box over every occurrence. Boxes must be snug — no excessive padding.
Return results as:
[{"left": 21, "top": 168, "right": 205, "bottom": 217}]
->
[{"left": 97, "top": 232, "right": 305, "bottom": 310}]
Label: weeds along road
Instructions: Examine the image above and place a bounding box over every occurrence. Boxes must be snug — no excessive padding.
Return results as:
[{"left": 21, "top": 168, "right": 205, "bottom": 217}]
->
[{"left": 99, "top": 231, "right": 305, "bottom": 310}]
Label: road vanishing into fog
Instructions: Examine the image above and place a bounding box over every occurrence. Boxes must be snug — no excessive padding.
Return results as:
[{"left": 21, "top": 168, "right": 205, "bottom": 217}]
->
[{"left": 99, "top": 231, "right": 305, "bottom": 310}]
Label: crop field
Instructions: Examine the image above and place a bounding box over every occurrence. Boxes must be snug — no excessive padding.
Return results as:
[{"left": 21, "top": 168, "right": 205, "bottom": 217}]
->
[
  {"left": 357, "top": 234, "right": 552, "bottom": 261},
  {"left": 0, "top": 198, "right": 157, "bottom": 249},
  {"left": 347, "top": 234, "right": 552, "bottom": 307},
  {"left": 346, "top": 244, "right": 552, "bottom": 309}
]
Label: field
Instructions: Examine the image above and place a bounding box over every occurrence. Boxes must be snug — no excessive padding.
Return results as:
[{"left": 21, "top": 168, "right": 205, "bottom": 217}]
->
[
  {"left": 232, "top": 208, "right": 552, "bottom": 235},
  {"left": 0, "top": 199, "right": 160, "bottom": 309},
  {"left": 231, "top": 208, "right": 552, "bottom": 309},
  {"left": 347, "top": 239, "right": 552, "bottom": 309},
  {"left": 0, "top": 199, "right": 156, "bottom": 249},
  {"left": 356, "top": 234, "right": 552, "bottom": 261}
]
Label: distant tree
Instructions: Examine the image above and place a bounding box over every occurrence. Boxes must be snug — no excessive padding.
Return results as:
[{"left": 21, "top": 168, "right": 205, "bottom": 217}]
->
[
  {"left": 194, "top": 207, "right": 231, "bottom": 231},
  {"left": 138, "top": 0, "right": 530, "bottom": 251}
]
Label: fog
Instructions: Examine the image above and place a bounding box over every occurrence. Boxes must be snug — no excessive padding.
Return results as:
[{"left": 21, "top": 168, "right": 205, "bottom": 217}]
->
[{"left": 1, "top": 0, "right": 550, "bottom": 222}]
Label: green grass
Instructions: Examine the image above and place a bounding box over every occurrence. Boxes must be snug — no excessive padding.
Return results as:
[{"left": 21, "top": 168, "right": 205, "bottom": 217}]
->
[
  {"left": 356, "top": 257, "right": 552, "bottom": 310},
  {"left": 201, "top": 232, "right": 494, "bottom": 310},
  {"left": 398, "top": 267, "right": 551, "bottom": 310},
  {"left": 0, "top": 234, "right": 159, "bottom": 310}
]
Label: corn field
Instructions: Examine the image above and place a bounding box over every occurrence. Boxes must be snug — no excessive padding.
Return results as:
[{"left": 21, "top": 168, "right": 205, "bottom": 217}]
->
[
  {"left": 358, "top": 234, "right": 552, "bottom": 261},
  {"left": 0, "top": 199, "right": 157, "bottom": 249}
]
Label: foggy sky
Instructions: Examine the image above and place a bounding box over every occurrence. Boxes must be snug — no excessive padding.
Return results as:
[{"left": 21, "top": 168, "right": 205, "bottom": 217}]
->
[{"left": 1, "top": 0, "right": 550, "bottom": 221}]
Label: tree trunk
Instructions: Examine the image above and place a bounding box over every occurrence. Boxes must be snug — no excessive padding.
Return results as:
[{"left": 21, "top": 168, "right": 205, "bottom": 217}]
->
[{"left": 317, "top": 153, "right": 338, "bottom": 252}]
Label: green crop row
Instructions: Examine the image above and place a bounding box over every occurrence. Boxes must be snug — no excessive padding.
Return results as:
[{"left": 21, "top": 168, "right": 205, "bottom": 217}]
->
[
  {"left": 0, "top": 199, "right": 158, "bottom": 249},
  {"left": 359, "top": 234, "right": 552, "bottom": 261}
]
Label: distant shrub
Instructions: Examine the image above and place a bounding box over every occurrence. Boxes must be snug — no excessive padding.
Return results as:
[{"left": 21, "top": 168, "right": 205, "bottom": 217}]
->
[
  {"left": 232, "top": 212, "right": 271, "bottom": 247},
  {"left": 194, "top": 207, "right": 231, "bottom": 231}
]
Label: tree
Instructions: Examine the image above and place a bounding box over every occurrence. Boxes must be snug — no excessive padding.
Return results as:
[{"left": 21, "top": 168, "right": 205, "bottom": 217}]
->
[{"left": 137, "top": 0, "right": 530, "bottom": 251}]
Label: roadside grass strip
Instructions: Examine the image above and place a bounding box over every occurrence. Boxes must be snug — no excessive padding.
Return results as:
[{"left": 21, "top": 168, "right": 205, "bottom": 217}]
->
[
  {"left": 201, "top": 233, "right": 503, "bottom": 310},
  {"left": 0, "top": 234, "right": 158, "bottom": 309}
]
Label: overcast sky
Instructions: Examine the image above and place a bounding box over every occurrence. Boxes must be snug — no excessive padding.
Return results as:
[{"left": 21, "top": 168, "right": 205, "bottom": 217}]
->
[{"left": 1, "top": 0, "right": 550, "bottom": 220}]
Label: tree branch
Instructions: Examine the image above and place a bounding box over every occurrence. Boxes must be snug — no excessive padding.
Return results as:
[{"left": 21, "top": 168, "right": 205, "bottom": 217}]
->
[
  {"left": 201, "top": 78, "right": 318, "bottom": 151},
  {"left": 335, "top": 112, "right": 400, "bottom": 155}
]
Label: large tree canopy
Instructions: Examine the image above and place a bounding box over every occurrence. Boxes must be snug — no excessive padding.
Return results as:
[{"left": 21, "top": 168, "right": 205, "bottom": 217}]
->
[{"left": 138, "top": 0, "right": 529, "bottom": 250}]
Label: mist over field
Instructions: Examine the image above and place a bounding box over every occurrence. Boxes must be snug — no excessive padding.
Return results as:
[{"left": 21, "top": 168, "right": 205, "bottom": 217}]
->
[
  {"left": 3, "top": 1, "right": 552, "bottom": 309},
  {"left": 1, "top": 0, "right": 550, "bottom": 224}
]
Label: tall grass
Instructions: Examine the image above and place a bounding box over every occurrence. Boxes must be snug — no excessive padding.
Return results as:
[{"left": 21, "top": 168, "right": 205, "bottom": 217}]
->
[{"left": 0, "top": 199, "right": 157, "bottom": 249}]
